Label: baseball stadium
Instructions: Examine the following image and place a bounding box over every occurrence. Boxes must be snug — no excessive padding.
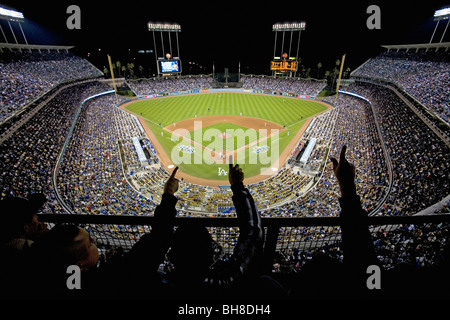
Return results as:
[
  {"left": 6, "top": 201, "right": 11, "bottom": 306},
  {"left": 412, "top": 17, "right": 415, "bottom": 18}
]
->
[{"left": 1, "top": 1, "right": 450, "bottom": 303}]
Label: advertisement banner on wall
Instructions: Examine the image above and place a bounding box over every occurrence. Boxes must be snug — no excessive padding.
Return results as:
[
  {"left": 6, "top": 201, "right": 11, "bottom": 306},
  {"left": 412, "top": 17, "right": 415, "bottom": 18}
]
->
[{"left": 140, "top": 94, "right": 156, "bottom": 99}]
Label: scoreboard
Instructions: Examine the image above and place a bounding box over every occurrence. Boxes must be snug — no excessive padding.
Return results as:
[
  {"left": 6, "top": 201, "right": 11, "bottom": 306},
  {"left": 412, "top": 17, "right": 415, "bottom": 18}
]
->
[
  {"left": 157, "top": 59, "right": 182, "bottom": 74},
  {"left": 270, "top": 59, "right": 298, "bottom": 72}
]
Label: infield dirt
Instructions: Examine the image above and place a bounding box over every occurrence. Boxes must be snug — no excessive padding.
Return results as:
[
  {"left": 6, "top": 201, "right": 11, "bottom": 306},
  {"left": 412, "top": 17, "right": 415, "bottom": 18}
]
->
[{"left": 121, "top": 98, "right": 332, "bottom": 187}]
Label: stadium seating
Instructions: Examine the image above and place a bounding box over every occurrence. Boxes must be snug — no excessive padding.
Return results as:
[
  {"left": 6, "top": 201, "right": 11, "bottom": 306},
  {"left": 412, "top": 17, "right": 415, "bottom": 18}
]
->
[
  {"left": 127, "top": 76, "right": 212, "bottom": 95},
  {"left": 0, "top": 50, "right": 102, "bottom": 124},
  {"left": 241, "top": 75, "right": 326, "bottom": 96},
  {"left": 352, "top": 50, "right": 450, "bottom": 126},
  {"left": 1, "top": 48, "right": 450, "bottom": 300},
  {"left": 346, "top": 82, "right": 450, "bottom": 215}
]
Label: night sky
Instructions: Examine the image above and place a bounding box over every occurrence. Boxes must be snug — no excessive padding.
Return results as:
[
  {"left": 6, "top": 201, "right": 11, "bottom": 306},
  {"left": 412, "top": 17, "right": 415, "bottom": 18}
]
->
[{"left": 1, "top": 0, "right": 449, "bottom": 75}]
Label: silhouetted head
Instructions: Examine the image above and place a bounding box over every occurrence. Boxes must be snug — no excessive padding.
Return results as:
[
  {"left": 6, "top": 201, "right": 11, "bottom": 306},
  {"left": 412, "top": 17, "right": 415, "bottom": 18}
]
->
[
  {"left": 168, "top": 225, "right": 214, "bottom": 278},
  {"left": 32, "top": 224, "right": 99, "bottom": 272},
  {"left": 1, "top": 193, "right": 48, "bottom": 244}
]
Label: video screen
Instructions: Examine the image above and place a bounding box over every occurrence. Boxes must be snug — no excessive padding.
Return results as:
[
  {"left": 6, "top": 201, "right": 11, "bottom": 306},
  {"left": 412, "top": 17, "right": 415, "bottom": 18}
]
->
[{"left": 159, "top": 60, "right": 180, "bottom": 73}]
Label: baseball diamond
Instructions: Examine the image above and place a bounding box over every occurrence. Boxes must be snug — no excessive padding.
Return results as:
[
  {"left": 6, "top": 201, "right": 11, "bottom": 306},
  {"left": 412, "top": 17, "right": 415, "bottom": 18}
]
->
[{"left": 122, "top": 92, "right": 330, "bottom": 186}]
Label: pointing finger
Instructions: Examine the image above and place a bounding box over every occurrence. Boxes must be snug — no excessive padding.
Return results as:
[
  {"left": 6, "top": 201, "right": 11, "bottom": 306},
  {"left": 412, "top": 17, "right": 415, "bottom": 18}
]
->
[
  {"left": 339, "top": 145, "right": 347, "bottom": 163},
  {"left": 170, "top": 166, "right": 179, "bottom": 179}
]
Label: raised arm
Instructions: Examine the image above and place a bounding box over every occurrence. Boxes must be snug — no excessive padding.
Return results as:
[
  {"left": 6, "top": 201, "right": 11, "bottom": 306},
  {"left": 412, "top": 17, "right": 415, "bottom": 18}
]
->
[
  {"left": 227, "top": 158, "right": 264, "bottom": 279},
  {"left": 330, "top": 146, "right": 376, "bottom": 281},
  {"left": 126, "top": 166, "right": 179, "bottom": 272}
]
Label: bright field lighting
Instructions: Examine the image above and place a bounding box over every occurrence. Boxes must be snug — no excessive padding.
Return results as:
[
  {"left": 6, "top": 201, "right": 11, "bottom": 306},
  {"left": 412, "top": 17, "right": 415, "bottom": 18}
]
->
[
  {"left": 434, "top": 7, "right": 450, "bottom": 19},
  {"left": 148, "top": 22, "right": 181, "bottom": 32},
  {"left": 272, "top": 22, "right": 306, "bottom": 31},
  {"left": 0, "top": 6, "right": 24, "bottom": 20}
]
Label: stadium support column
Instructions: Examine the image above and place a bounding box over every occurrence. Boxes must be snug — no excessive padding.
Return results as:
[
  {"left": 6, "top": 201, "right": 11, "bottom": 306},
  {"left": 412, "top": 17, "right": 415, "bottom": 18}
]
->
[
  {"left": 272, "top": 31, "right": 278, "bottom": 77},
  {"left": 7, "top": 20, "right": 18, "bottom": 44},
  {"left": 430, "top": 20, "right": 440, "bottom": 43},
  {"left": 152, "top": 30, "right": 158, "bottom": 76},
  {"left": 294, "top": 29, "right": 302, "bottom": 78},
  {"left": 176, "top": 31, "right": 180, "bottom": 60},
  {"left": 0, "top": 24, "right": 7, "bottom": 43},
  {"left": 289, "top": 30, "right": 293, "bottom": 58},
  {"left": 18, "top": 21, "right": 28, "bottom": 45},
  {"left": 107, "top": 55, "right": 119, "bottom": 103},
  {"left": 440, "top": 19, "right": 450, "bottom": 43},
  {"left": 273, "top": 32, "right": 277, "bottom": 57},
  {"left": 168, "top": 32, "right": 173, "bottom": 58},
  {"left": 160, "top": 31, "right": 165, "bottom": 59},
  {"left": 334, "top": 54, "right": 346, "bottom": 104},
  {"left": 238, "top": 61, "right": 240, "bottom": 82}
]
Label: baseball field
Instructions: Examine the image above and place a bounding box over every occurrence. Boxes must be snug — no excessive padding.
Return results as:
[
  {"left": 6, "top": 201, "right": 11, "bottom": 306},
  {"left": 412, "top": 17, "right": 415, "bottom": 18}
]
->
[{"left": 123, "top": 92, "right": 330, "bottom": 186}]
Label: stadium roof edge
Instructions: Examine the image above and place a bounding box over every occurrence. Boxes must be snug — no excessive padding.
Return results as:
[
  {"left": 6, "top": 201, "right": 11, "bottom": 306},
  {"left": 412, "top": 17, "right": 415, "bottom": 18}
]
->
[
  {"left": 381, "top": 42, "right": 450, "bottom": 52},
  {"left": 0, "top": 43, "right": 75, "bottom": 53}
]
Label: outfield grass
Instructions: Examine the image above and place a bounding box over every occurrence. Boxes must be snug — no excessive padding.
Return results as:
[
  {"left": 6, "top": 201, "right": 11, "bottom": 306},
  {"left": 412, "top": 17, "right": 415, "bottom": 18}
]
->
[{"left": 125, "top": 93, "right": 327, "bottom": 181}]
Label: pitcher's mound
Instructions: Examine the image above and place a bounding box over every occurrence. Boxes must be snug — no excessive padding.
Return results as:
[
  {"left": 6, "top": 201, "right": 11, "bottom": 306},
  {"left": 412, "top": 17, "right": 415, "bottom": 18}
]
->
[{"left": 217, "top": 132, "right": 232, "bottom": 139}]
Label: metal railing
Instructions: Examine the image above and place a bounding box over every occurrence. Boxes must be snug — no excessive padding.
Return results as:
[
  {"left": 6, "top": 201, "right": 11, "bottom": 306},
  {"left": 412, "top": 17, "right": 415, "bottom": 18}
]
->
[{"left": 38, "top": 213, "right": 450, "bottom": 273}]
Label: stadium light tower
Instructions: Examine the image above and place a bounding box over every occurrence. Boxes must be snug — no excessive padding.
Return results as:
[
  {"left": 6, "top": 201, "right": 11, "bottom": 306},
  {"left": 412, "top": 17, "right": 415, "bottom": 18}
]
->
[
  {"left": 271, "top": 22, "right": 306, "bottom": 78},
  {"left": 148, "top": 22, "right": 182, "bottom": 76},
  {"left": 0, "top": 5, "right": 27, "bottom": 44},
  {"left": 430, "top": 6, "right": 450, "bottom": 43}
]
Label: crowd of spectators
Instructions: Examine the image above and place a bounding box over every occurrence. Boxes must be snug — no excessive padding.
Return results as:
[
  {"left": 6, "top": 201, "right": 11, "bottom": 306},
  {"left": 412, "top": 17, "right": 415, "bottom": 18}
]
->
[
  {"left": 127, "top": 76, "right": 212, "bottom": 95},
  {"left": 256, "top": 80, "right": 448, "bottom": 277},
  {"left": 0, "top": 81, "right": 111, "bottom": 214},
  {"left": 347, "top": 82, "right": 450, "bottom": 216},
  {"left": 241, "top": 75, "right": 326, "bottom": 96},
  {"left": 126, "top": 75, "right": 326, "bottom": 98},
  {"left": 0, "top": 50, "right": 102, "bottom": 123},
  {"left": 274, "top": 220, "right": 450, "bottom": 281},
  {"left": 57, "top": 93, "right": 162, "bottom": 216},
  {"left": 260, "top": 91, "right": 389, "bottom": 222},
  {"left": 352, "top": 50, "right": 450, "bottom": 125}
]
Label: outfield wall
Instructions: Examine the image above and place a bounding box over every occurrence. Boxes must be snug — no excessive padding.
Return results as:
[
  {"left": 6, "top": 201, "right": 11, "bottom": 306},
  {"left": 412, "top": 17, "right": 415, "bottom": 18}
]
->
[{"left": 135, "top": 88, "right": 317, "bottom": 100}]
